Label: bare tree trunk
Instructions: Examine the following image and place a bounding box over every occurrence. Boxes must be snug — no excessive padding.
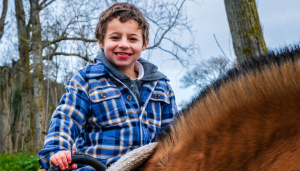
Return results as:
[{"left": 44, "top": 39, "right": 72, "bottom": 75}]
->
[
  {"left": 0, "top": 73, "right": 10, "bottom": 153},
  {"left": 1, "top": 67, "right": 13, "bottom": 153},
  {"left": 30, "top": 0, "right": 46, "bottom": 154},
  {"left": 0, "top": 68, "right": 5, "bottom": 153},
  {"left": 0, "top": 0, "right": 8, "bottom": 40},
  {"left": 15, "top": 0, "right": 35, "bottom": 154},
  {"left": 3, "top": 114, "right": 12, "bottom": 153},
  {"left": 0, "top": 0, "right": 12, "bottom": 152},
  {"left": 0, "top": 102, "right": 3, "bottom": 152},
  {"left": 224, "top": 0, "right": 268, "bottom": 64},
  {"left": 11, "top": 84, "right": 23, "bottom": 153},
  {"left": 13, "top": 114, "right": 22, "bottom": 153}
]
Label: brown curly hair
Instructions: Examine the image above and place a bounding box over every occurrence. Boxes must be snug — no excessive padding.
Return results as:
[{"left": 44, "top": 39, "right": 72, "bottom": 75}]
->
[{"left": 95, "top": 3, "right": 149, "bottom": 46}]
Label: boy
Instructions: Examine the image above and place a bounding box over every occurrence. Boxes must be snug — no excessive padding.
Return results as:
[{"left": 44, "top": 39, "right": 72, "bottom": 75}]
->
[{"left": 39, "top": 3, "right": 178, "bottom": 170}]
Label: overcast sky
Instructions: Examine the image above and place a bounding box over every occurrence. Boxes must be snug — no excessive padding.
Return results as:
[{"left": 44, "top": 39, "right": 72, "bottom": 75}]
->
[{"left": 149, "top": 0, "right": 300, "bottom": 108}]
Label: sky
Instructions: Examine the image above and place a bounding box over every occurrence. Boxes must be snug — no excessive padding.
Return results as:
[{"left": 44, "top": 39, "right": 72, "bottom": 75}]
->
[{"left": 149, "top": 0, "right": 300, "bottom": 108}]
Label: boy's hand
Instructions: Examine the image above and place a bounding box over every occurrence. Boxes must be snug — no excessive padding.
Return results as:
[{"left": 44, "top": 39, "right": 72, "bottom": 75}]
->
[{"left": 50, "top": 150, "right": 77, "bottom": 170}]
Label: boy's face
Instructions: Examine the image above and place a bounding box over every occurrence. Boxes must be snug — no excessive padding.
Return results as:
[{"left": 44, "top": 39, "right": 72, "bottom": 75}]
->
[{"left": 98, "top": 18, "right": 149, "bottom": 76}]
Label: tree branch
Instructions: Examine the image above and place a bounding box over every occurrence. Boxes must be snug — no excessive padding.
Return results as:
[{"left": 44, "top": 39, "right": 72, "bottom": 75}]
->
[
  {"left": 43, "top": 43, "right": 59, "bottom": 61},
  {"left": 42, "top": 36, "right": 97, "bottom": 48},
  {"left": 158, "top": 46, "right": 188, "bottom": 66},
  {"left": 47, "top": 52, "right": 93, "bottom": 63},
  {"left": 147, "top": 0, "right": 186, "bottom": 50},
  {"left": 164, "top": 37, "right": 193, "bottom": 54},
  {"left": 42, "top": 15, "right": 96, "bottom": 48},
  {"left": 213, "top": 34, "right": 233, "bottom": 62},
  {"left": 39, "top": 0, "right": 56, "bottom": 10}
]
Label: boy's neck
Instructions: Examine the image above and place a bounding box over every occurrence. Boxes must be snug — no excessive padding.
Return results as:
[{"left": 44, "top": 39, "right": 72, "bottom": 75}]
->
[
  {"left": 119, "top": 65, "right": 138, "bottom": 80},
  {"left": 124, "top": 70, "right": 138, "bottom": 80}
]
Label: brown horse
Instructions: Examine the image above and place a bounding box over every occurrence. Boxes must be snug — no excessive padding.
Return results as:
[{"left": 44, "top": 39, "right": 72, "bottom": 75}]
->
[{"left": 139, "top": 46, "right": 300, "bottom": 171}]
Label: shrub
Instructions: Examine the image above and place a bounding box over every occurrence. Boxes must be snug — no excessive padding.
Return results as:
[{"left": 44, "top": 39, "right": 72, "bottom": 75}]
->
[{"left": 0, "top": 153, "right": 40, "bottom": 171}]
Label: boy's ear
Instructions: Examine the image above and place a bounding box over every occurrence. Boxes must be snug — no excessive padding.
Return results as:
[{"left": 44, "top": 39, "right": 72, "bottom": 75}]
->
[
  {"left": 97, "top": 39, "right": 104, "bottom": 49},
  {"left": 142, "top": 38, "right": 149, "bottom": 51}
]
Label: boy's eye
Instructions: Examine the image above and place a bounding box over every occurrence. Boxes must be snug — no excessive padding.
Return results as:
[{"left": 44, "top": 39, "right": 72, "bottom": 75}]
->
[
  {"left": 129, "top": 38, "right": 138, "bottom": 41},
  {"left": 111, "top": 36, "right": 119, "bottom": 40}
]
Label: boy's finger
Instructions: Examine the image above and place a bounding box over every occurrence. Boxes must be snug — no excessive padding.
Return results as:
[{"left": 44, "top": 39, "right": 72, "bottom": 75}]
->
[
  {"left": 64, "top": 150, "right": 72, "bottom": 163},
  {"left": 56, "top": 153, "right": 67, "bottom": 170},
  {"left": 71, "top": 163, "right": 78, "bottom": 169},
  {"left": 50, "top": 156, "right": 58, "bottom": 166},
  {"left": 53, "top": 153, "right": 64, "bottom": 170}
]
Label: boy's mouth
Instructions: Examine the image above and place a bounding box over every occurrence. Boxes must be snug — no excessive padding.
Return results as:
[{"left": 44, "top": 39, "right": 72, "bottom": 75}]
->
[{"left": 115, "top": 52, "right": 132, "bottom": 59}]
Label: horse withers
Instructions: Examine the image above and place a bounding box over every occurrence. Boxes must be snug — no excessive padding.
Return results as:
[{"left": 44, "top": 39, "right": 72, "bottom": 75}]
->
[{"left": 139, "top": 45, "right": 300, "bottom": 171}]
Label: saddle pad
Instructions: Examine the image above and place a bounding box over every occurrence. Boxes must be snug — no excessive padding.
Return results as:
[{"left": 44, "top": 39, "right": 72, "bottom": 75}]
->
[{"left": 107, "top": 142, "right": 157, "bottom": 171}]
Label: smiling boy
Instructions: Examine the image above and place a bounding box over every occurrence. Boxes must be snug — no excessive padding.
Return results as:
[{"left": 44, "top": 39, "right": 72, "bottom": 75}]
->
[{"left": 38, "top": 3, "right": 178, "bottom": 171}]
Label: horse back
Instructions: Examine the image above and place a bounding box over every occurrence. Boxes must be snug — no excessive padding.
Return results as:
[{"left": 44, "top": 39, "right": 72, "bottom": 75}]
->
[{"left": 140, "top": 45, "right": 300, "bottom": 171}]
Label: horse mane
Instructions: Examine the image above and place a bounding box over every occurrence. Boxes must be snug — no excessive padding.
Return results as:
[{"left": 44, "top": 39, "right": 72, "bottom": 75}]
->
[{"left": 153, "top": 44, "right": 300, "bottom": 169}]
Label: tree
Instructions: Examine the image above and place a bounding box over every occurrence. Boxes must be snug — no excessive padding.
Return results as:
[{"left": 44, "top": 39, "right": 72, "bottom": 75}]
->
[
  {"left": 0, "top": 0, "right": 8, "bottom": 41},
  {"left": 14, "top": 0, "right": 34, "bottom": 153},
  {"left": 137, "top": 0, "right": 196, "bottom": 65},
  {"left": 180, "top": 56, "right": 232, "bottom": 91},
  {"left": 0, "top": 65, "right": 14, "bottom": 153},
  {"left": 180, "top": 1, "right": 269, "bottom": 102},
  {"left": 224, "top": 0, "right": 268, "bottom": 64},
  {"left": 30, "top": 0, "right": 47, "bottom": 154},
  {"left": 180, "top": 0, "right": 269, "bottom": 103}
]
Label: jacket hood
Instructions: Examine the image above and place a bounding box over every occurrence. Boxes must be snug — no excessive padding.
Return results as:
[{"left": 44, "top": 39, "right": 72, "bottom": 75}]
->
[{"left": 94, "top": 51, "right": 168, "bottom": 82}]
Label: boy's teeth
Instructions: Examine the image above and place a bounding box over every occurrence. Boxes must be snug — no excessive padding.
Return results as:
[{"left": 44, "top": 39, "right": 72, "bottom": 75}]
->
[{"left": 117, "top": 53, "right": 130, "bottom": 56}]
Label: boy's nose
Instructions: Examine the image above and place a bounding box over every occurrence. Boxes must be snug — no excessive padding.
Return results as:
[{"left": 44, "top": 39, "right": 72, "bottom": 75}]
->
[{"left": 118, "top": 39, "right": 130, "bottom": 48}]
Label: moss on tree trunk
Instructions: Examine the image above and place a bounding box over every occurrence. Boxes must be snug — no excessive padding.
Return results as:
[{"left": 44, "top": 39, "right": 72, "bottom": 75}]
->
[{"left": 224, "top": 0, "right": 268, "bottom": 64}]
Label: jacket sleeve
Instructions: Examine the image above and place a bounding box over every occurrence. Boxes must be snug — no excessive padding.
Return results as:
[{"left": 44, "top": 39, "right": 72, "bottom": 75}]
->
[
  {"left": 161, "top": 82, "right": 179, "bottom": 128},
  {"left": 38, "top": 71, "right": 90, "bottom": 169}
]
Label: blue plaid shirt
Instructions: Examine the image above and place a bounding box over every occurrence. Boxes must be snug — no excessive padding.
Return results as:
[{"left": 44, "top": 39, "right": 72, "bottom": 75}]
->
[{"left": 38, "top": 61, "right": 178, "bottom": 170}]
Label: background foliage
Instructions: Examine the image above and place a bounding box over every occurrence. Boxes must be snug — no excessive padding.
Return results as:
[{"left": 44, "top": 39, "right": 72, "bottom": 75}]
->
[{"left": 0, "top": 153, "right": 40, "bottom": 170}]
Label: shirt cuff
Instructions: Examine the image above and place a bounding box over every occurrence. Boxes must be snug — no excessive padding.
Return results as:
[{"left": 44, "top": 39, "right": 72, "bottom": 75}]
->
[{"left": 38, "top": 154, "right": 51, "bottom": 170}]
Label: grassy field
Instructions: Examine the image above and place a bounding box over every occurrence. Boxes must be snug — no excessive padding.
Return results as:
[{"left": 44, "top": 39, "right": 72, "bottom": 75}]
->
[{"left": 0, "top": 153, "right": 40, "bottom": 171}]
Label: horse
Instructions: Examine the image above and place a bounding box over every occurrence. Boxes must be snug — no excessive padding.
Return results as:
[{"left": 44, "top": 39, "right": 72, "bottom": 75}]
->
[{"left": 138, "top": 45, "right": 300, "bottom": 170}]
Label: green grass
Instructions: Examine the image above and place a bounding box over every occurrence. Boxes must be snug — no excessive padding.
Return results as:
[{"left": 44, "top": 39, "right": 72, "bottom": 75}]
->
[{"left": 0, "top": 153, "right": 40, "bottom": 171}]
